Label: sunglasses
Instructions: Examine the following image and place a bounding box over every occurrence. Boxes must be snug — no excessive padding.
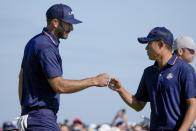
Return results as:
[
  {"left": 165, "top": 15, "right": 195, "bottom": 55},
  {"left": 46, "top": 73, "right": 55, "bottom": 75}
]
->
[{"left": 183, "top": 48, "right": 195, "bottom": 54}]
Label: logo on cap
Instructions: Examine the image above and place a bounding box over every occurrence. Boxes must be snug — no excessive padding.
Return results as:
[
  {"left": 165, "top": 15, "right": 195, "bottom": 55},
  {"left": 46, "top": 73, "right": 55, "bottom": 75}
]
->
[
  {"left": 46, "top": 4, "right": 82, "bottom": 24},
  {"left": 137, "top": 27, "right": 174, "bottom": 46},
  {"left": 68, "top": 11, "right": 74, "bottom": 16}
]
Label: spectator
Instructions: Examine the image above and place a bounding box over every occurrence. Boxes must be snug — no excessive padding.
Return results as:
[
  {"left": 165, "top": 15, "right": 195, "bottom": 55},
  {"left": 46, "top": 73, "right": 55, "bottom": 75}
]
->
[
  {"left": 71, "top": 118, "right": 87, "bottom": 131},
  {"left": 2, "top": 121, "right": 18, "bottom": 131},
  {"left": 173, "top": 36, "right": 196, "bottom": 130},
  {"left": 173, "top": 36, "right": 196, "bottom": 63},
  {"left": 114, "top": 121, "right": 127, "bottom": 131},
  {"left": 60, "top": 123, "right": 70, "bottom": 131},
  {"left": 88, "top": 124, "right": 97, "bottom": 131},
  {"left": 139, "top": 116, "right": 150, "bottom": 129},
  {"left": 97, "top": 124, "right": 111, "bottom": 131},
  {"left": 111, "top": 109, "right": 128, "bottom": 130},
  {"left": 131, "top": 124, "right": 148, "bottom": 131}
]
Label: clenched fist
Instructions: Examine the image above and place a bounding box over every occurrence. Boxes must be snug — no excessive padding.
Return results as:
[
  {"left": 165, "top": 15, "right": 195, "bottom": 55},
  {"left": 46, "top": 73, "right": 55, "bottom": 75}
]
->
[
  {"left": 93, "top": 73, "right": 110, "bottom": 87},
  {"left": 108, "top": 78, "right": 122, "bottom": 91}
]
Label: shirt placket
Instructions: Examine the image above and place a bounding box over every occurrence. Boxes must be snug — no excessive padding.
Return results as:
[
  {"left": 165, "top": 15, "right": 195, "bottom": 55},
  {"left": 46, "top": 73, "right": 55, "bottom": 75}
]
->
[{"left": 157, "top": 70, "right": 164, "bottom": 92}]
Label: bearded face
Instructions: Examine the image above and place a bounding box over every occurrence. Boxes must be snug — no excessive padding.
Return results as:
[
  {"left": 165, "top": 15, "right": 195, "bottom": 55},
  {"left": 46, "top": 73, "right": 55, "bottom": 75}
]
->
[{"left": 55, "top": 20, "right": 73, "bottom": 39}]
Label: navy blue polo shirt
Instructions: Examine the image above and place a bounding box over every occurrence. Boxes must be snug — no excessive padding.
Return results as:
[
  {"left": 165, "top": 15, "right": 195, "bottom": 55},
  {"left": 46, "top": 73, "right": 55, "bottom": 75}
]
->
[
  {"left": 135, "top": 55, "right": 196, "bottom": 130},
  {"left": 21, "top": 28, "right": 63, "bottom": 113}
]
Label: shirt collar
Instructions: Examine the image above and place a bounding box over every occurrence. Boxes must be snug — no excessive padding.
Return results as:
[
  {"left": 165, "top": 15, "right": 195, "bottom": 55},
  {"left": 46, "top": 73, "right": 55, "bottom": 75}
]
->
[
  {"left": 153, "top": 54, "right": 178, "bottom": 68},
  {"left": 167, "top": 54, "right": 178, "bottom": 65},
  {"left": 42, "top": 28, "right": 60, "bottom": 47}
]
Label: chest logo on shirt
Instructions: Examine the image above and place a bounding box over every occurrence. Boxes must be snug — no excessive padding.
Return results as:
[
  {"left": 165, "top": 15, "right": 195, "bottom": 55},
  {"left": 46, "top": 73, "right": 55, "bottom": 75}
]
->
[{"left": 166, "top": 73, "right": 173, "bottom": 80}]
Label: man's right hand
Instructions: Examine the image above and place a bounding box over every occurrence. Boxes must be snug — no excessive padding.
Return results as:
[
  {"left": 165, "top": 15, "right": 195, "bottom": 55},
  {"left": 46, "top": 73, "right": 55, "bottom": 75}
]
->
[
  {"left": 108, "top": 78, "right": 122, "bottom": 91},
  {"left": 108, "top": 78, "right": 146, "bottom": 111},
  {"left": 93, "top": 73, "right": 110, "bottom": 87}
]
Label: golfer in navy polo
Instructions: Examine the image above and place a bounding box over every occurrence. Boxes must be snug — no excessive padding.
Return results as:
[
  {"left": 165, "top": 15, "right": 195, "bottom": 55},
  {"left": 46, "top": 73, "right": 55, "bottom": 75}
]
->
[
  {"left": 109, "top": 27, "right": 196, "bottom": 131},
  {"left": 18, "top": 4, "right": 110, "bottom": 131}
]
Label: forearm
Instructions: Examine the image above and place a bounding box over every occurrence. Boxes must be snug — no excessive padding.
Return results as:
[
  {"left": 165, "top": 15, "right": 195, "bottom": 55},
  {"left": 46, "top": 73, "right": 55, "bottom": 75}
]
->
[
  {"left": 179, "top": 98, "right": 196, "bottom": 131},
  {"left": 117, "top": 87, "right": 145, "bottom": 111},
  {"left": 49, "top": 77, "right": 97, "bottom": 93}
]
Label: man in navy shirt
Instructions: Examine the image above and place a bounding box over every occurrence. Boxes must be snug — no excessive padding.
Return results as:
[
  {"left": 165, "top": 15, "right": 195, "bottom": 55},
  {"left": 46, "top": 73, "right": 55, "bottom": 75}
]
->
[
  {"left": 109, "top": 27, "right": 196, "bottom": 131},
  {"left": 18, "top": 4, "right": 110, "bottom": 131},
  {"left": 173, "top": 36, "right": 196, "bottom": 129}
]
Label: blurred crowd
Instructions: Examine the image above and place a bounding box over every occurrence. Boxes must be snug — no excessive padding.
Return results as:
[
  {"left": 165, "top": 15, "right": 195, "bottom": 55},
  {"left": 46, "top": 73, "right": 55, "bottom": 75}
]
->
[
  {"left": 59, "top": 109, "right": 150, "bottom": 131},
  {"left": 1, "top": 109, "right": 196, "bottom": 131}
]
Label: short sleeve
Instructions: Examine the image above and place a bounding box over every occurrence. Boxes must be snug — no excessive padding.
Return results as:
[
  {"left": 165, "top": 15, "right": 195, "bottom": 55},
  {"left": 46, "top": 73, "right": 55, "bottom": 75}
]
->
[
  {"left": 38, "top": 47, "right": 62, "bottom": 78},
  {"left": 180, "top": 65, "right": 196, "bottom": 99},
  {"left": 135, "top": 71, "right": 149, "bottom": 102}
]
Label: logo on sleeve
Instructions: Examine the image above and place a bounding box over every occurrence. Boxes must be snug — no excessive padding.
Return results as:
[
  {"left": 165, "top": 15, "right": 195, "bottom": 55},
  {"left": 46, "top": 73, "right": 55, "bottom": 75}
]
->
[{"left": 166, "top": 73, "right": 173, "bottom": 80}]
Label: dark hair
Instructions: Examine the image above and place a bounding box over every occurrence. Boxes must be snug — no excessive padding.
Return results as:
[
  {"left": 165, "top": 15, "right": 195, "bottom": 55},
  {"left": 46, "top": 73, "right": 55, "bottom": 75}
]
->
[
  {"left": 160, "top": 40, "right": 172, "bottom": 51},
  {"left": 165, "top": 44, "right": 172, "bottom": 51},
  {"left": 46, "top": 19, "right": 53, "bottom": 25},
  {"left": 173, "top": 49, "right": 178, "bottom": 54}
]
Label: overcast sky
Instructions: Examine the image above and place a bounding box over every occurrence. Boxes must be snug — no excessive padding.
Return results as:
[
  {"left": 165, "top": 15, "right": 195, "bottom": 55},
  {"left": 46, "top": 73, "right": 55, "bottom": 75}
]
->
[{"left": 0, "top": 0, "right": 196, "bottom": 126}]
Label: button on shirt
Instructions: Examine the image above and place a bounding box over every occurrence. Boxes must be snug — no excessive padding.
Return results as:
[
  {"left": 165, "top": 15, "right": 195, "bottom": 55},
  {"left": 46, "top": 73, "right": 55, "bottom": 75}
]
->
[
  {"left": 21, "top": 28, "right": 62, "bottom": 113},
  {"left": 135, "top": 55, "right": 196, "bottom": 130}
]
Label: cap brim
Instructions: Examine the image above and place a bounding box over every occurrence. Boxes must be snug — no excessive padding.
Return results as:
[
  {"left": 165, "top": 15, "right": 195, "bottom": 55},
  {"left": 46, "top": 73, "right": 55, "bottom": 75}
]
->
[
  {"left": 137, "top": 37, "right": 149, "bottom": 44},
  {"left": 62, "top": 18, "right": 82, "bottom": 24},
  {"left": 189, "top": 47, "right": 196, "bottom": 52}
]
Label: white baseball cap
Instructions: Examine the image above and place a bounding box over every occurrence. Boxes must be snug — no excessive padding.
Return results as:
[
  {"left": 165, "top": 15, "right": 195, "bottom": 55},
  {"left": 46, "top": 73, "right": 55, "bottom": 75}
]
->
[{"left": 173, "top": 36, "right": 196, "bottom": 51}]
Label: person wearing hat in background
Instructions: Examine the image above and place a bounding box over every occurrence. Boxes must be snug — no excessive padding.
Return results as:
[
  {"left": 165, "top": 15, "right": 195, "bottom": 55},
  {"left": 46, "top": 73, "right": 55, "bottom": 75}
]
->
[
  {"left": 2, "top": 121, "right": 18, "bottom": 131},
  {"left": 173, "top": 36, "right": 196, "bottom": 63},
  {"left": 18, "top": 3, "right": 110, "bottom": 131},
  {"left": 109, "top": 27, "right": 196, "bottom": 131},
  {"left": 111, "top": 108, "right": 129, "bottom": 130},
  {"left": 71, "top": 118, "right": 87, "bottom": 131},
  {"left": 173, "top": 36, "right": 196, "bottom": 130}
]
